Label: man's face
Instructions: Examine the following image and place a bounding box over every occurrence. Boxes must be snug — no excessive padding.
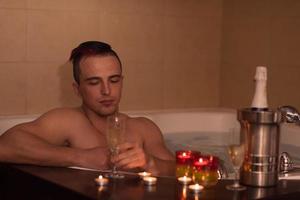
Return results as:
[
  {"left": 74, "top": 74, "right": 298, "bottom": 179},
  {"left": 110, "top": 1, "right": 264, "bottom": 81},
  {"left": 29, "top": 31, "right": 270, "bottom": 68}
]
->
[{"left": 74, "top": 55, "right": 123, "bottom": 116}]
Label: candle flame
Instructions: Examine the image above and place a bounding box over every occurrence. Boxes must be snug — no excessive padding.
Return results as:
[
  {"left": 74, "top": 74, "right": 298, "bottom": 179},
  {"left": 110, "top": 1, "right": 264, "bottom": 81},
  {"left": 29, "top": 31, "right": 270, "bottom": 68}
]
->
[{"left": 98, "top": 175, "right": 103, "bottom": 179}]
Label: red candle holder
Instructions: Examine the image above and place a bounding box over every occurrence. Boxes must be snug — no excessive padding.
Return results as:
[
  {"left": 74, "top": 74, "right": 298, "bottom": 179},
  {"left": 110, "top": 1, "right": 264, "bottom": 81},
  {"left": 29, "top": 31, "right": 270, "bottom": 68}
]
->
[
  {"left": 176, "top": 150, "right": 200, "bottom": 178},
  {"left": 192, "top": 154, "right": 219, "bottom": 187}
]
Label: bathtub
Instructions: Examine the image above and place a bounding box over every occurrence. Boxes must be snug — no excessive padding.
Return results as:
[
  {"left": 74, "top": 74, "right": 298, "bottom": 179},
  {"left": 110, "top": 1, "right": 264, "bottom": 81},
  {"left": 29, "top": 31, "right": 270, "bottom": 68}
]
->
[{"left": 1, "top": 108, "right": 299, "bottom": 167}]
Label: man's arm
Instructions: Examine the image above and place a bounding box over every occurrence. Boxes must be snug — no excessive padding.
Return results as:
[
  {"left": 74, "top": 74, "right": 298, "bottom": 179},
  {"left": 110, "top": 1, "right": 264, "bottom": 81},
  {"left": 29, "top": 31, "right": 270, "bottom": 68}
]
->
[
  {"left": 0, "top": 110, "right": 109, "bottom": 169},
  {"left": 0, "top": 129, "right": 107, "bottom": 169}
]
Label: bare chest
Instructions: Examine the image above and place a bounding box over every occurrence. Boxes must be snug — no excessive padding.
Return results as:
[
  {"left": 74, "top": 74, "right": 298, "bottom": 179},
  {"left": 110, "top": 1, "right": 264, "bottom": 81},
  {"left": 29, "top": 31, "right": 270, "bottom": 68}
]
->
[{"left": 67, "top": 122, "right": 143, "bottom": 149}]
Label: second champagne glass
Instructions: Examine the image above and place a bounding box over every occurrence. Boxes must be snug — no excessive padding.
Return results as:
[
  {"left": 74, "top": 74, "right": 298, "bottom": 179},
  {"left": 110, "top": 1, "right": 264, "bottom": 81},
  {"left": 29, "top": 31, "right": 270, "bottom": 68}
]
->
[
  {"left": 106, "top": 113, "right": 125, "bottom": 179},
  {"left": 226, "top": 130, "right": 246, "bottom": 191}
]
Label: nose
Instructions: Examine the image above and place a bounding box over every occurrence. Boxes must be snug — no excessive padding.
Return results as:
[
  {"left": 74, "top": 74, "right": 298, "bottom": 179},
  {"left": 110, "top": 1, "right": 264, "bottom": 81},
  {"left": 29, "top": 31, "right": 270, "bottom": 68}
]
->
[{"left": 101, "top": 82, "right": 111, "bottom": 95}]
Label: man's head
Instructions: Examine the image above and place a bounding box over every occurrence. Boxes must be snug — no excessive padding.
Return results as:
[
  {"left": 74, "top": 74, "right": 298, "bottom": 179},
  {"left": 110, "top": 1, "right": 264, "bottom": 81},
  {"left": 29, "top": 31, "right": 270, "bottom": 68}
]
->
[
  {"left": 70, "top": 41, "right": 122, "bottom": 85},
  {"left": 70, "top": 41, "right": 123, "bottom": 116}
]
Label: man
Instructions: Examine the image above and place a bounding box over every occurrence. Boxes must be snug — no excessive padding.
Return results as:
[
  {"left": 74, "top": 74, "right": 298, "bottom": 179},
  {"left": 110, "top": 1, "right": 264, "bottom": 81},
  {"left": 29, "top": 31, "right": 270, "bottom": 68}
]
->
[{"left": 0, "top": 41, "right": 175, "bottom": 175}]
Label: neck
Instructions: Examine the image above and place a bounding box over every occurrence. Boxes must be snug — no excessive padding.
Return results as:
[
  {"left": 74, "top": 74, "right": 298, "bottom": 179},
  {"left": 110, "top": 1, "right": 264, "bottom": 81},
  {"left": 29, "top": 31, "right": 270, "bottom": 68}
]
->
[{"left": 80, "top": 105, "right": 115, "bottom": 130}]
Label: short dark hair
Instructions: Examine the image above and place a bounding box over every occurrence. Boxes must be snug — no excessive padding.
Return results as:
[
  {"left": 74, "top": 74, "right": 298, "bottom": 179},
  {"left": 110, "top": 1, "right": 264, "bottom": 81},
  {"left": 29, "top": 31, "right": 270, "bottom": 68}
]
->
[{"left": 69, "top": 41, "right": 122, "bottom": 84}]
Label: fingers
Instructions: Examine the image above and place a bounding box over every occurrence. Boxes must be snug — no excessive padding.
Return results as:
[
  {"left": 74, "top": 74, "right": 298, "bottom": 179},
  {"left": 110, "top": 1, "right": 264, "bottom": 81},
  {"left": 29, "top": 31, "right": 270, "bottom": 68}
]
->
[
  {"left": 116, "top": 142, "right": 139, "bottom": 153},
  {"left": 116, "top": 153, "right": 145, "bottom": 169},
  {"left": 111, "top": 144, "right": 147, "bottom": 169}
]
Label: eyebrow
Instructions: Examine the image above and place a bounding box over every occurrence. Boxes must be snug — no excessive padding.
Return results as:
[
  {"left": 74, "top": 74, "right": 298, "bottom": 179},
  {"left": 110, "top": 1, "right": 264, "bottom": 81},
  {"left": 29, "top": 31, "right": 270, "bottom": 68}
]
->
[
  {"left": 84, "top": 74, "right": 122, "bottom": 82},
  {"left": 84, "top": 77, "right": 100, "bottom": 82}
]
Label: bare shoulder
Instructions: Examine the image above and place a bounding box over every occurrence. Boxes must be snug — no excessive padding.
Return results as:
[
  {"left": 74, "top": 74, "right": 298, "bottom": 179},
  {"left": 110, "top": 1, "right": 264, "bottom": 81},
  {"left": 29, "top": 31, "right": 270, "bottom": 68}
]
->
[
  {"left": 36, "top": 107, "right": 85, "bottom": 123},
  {"left": 6, "top": 107, "right": 88, "bottom": 145},
  {"left": 125, "top": 115, "right": 162, "bottom": 137},
  {"left": 124, "top": 115, "right": 174, "bottom": 160}
]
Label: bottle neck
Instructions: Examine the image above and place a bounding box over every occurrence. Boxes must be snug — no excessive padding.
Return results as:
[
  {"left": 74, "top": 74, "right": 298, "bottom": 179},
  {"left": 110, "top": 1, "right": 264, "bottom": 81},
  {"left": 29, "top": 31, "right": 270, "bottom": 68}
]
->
[{"left": 251, "top": 79, "right": 268, "bottom": 109}]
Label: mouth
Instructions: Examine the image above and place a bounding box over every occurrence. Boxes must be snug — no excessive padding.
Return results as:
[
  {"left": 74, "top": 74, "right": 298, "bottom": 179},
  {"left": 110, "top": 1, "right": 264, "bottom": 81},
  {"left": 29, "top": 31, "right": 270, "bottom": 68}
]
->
[{"left": 99, "top": 99, "right": 115, "bottom": 107}]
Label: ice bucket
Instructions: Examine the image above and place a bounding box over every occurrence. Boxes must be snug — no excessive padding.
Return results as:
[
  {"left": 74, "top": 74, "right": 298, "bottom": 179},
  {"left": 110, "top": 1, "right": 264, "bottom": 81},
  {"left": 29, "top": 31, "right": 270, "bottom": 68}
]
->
[{"left": 238, "top": 108, "right": 282, "bottom": 187}]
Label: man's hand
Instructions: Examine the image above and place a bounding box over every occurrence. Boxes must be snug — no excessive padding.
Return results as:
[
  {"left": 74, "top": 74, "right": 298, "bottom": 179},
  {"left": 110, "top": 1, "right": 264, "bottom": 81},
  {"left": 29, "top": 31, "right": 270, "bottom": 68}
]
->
[{"left": 111, "top": 142, "right": 149, "bottom": 170}]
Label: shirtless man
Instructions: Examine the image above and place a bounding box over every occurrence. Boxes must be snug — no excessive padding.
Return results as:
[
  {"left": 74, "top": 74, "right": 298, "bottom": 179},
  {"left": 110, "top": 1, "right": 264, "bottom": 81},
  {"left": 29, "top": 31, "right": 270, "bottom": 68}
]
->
[{"left": 0, "top": 41, "right": 175, "bottom": 176}]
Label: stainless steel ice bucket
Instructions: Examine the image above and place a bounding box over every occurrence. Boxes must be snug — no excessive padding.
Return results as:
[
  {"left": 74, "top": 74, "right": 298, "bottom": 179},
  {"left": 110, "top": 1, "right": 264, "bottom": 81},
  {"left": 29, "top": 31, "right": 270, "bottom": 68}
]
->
[{"left": 238, "top": 108, "right": 282, "bottom": 187}]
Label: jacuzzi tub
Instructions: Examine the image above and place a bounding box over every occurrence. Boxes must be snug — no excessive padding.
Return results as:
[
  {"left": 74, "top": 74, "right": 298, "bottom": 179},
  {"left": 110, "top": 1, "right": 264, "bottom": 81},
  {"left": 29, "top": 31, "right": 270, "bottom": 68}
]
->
[{"left": 1, "top": 108, "right": 299, "bottom": 166}]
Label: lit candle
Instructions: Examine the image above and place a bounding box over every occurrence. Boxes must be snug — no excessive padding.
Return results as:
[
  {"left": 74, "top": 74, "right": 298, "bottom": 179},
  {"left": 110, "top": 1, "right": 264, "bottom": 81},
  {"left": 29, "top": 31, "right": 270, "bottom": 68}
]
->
[
  {"left": 188, "top": 184, "right": 204, "bottom": 193},
  {"left": 95, "top": 175, "right": 109, "bottom": 186},
  {"left": 176, "top": 151, "right": 193, "bottom": 164},
  {"left": 143, "top": 176, "right": 157, "bottom": 186},
  {"left": 192, "top": 154, "right": 219, "bottom": 187},
  {"left": 176, "top": 150, "right": 199, "bottom": 178},
  {"left": 194, "top": 157, "right": 209, "bottom": 168},
  {"left": 138, "top": 171, "right": 151, "bottom": 178},
  {"left": 177, "top": 176, "right": 192, "bottom": 185}
]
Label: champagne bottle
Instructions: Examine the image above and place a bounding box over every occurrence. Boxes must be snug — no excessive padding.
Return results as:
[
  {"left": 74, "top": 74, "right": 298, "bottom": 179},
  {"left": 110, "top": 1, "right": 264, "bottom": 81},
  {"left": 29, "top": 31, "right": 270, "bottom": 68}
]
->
[{"left": 251, "top": 66, "right": 268, "bottom": 111}]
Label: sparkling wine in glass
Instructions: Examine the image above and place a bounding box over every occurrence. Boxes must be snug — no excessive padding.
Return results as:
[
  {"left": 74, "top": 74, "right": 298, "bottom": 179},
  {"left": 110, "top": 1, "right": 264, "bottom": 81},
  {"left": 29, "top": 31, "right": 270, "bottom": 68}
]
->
[
  {"left": 106, "top": 114, "right": 125, "bottom": 178},
  {"left": 226, "top": 131, "right": 246, "bottom": 191}
]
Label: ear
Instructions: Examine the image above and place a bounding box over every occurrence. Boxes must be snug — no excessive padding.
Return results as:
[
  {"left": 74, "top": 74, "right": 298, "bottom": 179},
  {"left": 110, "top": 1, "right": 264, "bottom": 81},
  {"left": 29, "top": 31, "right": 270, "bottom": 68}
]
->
[{"left": 72, "top": 82, "right": 81, "bottom": 98}]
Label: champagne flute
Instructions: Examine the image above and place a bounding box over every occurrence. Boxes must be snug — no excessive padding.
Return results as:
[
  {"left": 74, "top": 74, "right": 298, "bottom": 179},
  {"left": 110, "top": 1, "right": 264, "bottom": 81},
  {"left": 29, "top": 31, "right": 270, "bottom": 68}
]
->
[
  {"left": 106, "top": 113, "right": 125, "bottom": 178},
  {"left": 226, "top": 130, "right": 246, "bottom": 191}
]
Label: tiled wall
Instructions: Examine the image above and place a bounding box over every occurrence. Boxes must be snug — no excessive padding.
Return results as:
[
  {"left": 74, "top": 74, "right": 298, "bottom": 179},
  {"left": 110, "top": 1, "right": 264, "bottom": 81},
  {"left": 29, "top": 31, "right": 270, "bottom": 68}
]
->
[
  {"left": 0, "top": 0, "right": 222, "bottom": 115},
  {"left": 220, "top": 0, "right": 300, "bottom": 110},
  {"left": 1, "top": 0, "right": 299, "bottom": 116}
]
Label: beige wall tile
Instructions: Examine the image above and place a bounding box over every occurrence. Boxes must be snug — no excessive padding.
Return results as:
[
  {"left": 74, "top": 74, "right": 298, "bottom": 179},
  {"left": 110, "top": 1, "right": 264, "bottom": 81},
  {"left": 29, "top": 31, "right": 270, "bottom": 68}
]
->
[
  {"left": 0, "top": 9, "right": 26, "bottom": 62},
  {"left": 182, "top": 63, "right": 219, "bottom": 108},
  {"left": 270, "top": 17, "right": 300, "bottom": 65},
  {"left": 166, "top": 0, "right": 223, "bottom": 17},
  {"left": 27, "top": 10, "right": 99, "bottom": 62},
  {"left": 100, "top": 0, "right": 140, "bottom": 14},
  {"left": 221, "top": 16, "right": 270, "bottom": 65},
  {"left": 26, "top": 62, "right": 65, "bottom": 114},
  {"left": 271, "top": 0, "right": 300, "bottom": 17},
  {"left": 1, "top": 0, "right": 226, "bottom": 115},
  {"left": 137, "top": 0, "right": 166, "bottom": 16},
  {"left": 162, "top": 61, "right": 186, "bottom": 108},
  {"left": 164, "top": 16, "right": 222, "bottom": 62},
  {"left": 268, "top": 65, "right": 300, "bottom": 109},
  {"left": 220, "top": 63, "right": 255, "bottom": 109},
  {"left": 101, "top": 0, "right": 166, "bottom": 15},
  {"left": 163, "top": 15, "right": 221, "bottom": 108},
  {"left": 223, "top": 0, "right": 271, "bottom": 18},
  {"left": 100, "top": 13, "right": 164, "bottom": 63},
  {"left": 163, "top": 59, "right": 219, "bottom": 109},
  {"left": 0, "top": 63, "right": 27, "bottom": 115},
  {"left": 57, "top": 61, "right": 80, "bottom": 107},
  {"left": 65, "top": 11, "right": 101, "bottom": 50},
  {"left": 220, "top": 0, "right": 300, "bottom": 111},
  {"left": 121, "top": 61, "right": 164, "bottom": 110},
  {"left": 28, "top": 0, "right": 100, "bottom": 11},
  {"left": 64, "top": 0, "right": 100, "bottom": 11},
  {"left": 0, "top": 0, "right": 27, "bottom": 8},
  {"left": 28, "top": 0, "right": 66, "bottom": 10},
  {"left": 27, "top": 10, "right": 69, "bottom": 62}
]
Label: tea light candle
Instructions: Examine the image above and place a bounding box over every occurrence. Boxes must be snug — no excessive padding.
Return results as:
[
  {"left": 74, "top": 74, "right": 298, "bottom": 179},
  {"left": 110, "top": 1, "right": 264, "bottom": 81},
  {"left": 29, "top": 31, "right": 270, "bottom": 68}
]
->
[
  {"left": 138, "top": 171, "right": 151, "bottom": 178},
  {"left": 143, "top": 176, "right": 157, "bottom": 186},
  {"left": 188, "top": 184, "right": 204, "bottom": 193},
  {"left": 176, "top": 150, "right": 193, "bottom": 164},
  {"left": 194, "top": 157, "right": 209, "bottom": 167},
  {"left": 95, "top": 175, "right": 109, "bottom": 186},
  {"left": 178, "top": 176, "right": 192, "bottom": 185}
]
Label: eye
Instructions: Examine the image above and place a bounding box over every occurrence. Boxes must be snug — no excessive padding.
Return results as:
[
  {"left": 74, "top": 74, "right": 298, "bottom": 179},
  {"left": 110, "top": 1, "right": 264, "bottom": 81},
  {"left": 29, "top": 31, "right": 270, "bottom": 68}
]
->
[
  {"left": 110, "top": 76, "right": 122, "bottom": 83},
  {"left": 88, "top": 80, "right": 100, "bottom": 85}
]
